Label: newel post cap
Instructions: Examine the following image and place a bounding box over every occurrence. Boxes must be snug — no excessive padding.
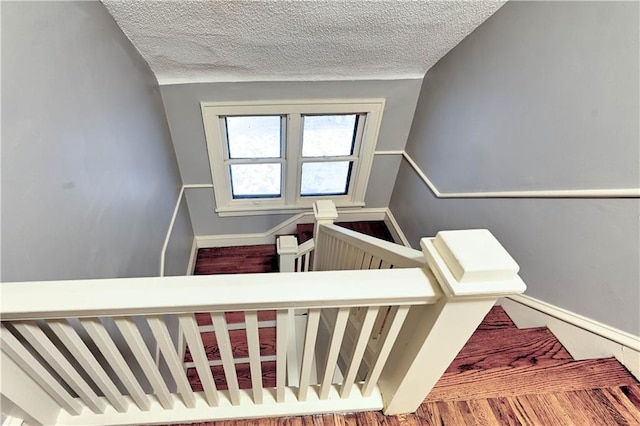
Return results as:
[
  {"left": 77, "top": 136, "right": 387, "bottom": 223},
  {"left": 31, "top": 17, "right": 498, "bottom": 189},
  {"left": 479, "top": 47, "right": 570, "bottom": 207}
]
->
[
  {"left": 421, "top": 229, "right": 526, "bottom": 298},
  {"left": 313, "top": 200, "right": 338, "bottom": 221},
  {"left": 277, "top": 235, "right": 299, "bottom": 255}
]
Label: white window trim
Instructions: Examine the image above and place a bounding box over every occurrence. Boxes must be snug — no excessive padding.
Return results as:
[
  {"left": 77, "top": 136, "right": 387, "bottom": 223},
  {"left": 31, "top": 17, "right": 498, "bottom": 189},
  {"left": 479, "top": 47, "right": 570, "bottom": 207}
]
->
[{"left": 201, "top": 99, "right": 385, "bottom": 216}]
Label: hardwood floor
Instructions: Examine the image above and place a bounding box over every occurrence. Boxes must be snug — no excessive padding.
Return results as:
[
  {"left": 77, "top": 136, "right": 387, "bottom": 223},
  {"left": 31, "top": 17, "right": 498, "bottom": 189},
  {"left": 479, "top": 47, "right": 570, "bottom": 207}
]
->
[
  {"left": 170, "top": 307, "right": 639, "bottom": 426},
  {"left": 195, "top": 245, "right": 278, "bottom": 275}
]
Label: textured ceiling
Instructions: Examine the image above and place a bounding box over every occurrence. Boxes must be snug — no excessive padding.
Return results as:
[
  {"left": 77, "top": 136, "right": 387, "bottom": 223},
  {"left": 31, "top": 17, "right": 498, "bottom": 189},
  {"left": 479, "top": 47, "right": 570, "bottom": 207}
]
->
[{"left": 102, "top": 1, "right": 506, "bottom": 85}]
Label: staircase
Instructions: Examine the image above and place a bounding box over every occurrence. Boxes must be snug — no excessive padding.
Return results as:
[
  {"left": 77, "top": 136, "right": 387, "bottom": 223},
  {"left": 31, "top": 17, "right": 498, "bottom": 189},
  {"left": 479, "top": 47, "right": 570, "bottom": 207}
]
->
[
  {"left": 187, "top": 218, "right": 640, "bottom": 425},
  {"left": 194, "top": 220, "right": 394, "bottom": 275},
  {"left": 6, "top": 201, "right": 631, "bottom": 425}
]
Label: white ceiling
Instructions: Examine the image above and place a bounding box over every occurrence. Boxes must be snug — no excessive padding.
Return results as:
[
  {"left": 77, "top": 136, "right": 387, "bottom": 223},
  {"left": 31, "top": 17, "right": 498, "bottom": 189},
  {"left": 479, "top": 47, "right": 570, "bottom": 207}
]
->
[{"left": 102, "top": 0, "right": 506, "bottom": 85}]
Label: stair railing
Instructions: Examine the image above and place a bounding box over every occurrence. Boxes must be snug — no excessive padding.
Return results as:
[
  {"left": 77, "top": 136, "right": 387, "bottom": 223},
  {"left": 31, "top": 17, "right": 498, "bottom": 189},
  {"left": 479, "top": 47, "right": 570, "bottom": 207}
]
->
[
  {"left": 277, "top": 200, "right": 425, "bottom": 274},
  {"left": 1, "top": 227, "right": 526, "bottom": 425}
]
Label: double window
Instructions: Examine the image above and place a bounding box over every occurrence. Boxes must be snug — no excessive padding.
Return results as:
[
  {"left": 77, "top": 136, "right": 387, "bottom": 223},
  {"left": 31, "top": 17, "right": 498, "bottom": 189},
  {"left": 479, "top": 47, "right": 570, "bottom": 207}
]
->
[{"left": 201, "top": 99, "right": 385, "bottom": 215}]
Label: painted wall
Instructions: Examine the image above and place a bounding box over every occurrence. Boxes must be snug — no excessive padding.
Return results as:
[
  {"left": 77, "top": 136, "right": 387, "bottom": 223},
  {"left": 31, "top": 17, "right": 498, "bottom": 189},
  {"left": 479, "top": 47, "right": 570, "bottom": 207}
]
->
[
  {"left": 160, "top": 80, "right": 420, "bottom": 236},
  {"left": 390, "top": 1, "right": 640, "bottom": 334},
  {"left": 1, "top": 1, "right": 193, "bottom": 281}
]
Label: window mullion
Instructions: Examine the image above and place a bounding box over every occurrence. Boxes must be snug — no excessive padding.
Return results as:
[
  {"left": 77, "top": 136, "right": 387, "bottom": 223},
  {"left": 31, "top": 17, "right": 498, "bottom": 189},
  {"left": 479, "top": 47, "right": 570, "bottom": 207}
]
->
[
  {"left": 284, "top": 113, "right": 302, "bottom": 205},
  {"left": 225, "top": 158, "right": 284, "bottom": 165},
  {"left": 299, "top": 155, "right": 358, "bottom": 163}
]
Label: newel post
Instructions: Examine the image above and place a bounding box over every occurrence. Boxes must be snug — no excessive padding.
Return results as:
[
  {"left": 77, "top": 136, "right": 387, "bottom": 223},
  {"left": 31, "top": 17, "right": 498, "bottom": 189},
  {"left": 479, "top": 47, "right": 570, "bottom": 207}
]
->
[
  {"left": 277, "top": 235, "right": 299, "bottom": 273},
  {"left": 312, "top": 200, "right": 338, "bottom": 271},
  {"left": 378, "top": 229, "right": 527, "bottom": 415}
]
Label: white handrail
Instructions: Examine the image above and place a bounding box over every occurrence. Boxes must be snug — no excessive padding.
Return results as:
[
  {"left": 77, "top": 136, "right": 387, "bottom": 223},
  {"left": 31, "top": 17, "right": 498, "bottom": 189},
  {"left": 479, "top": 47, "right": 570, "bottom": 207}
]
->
[
  {"left": 297, "top": 239, "right": 315, "bottom": 257},
  {"left": 0, "top": 269, "right": 441, "bottom": 321},
  {"left": 401, "top": 151, "right": 640, "bottom": 198}
]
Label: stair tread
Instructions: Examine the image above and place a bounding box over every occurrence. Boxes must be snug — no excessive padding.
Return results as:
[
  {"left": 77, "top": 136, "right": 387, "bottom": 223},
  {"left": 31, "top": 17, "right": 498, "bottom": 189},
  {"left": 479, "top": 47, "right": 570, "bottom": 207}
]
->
[
  {"left": 184, "top": 327, "right": 276, "bottom": 362},
  {"left": 447, "top": 326, "right": 573, "bottom": 374},
  {"left": 418, "top": 384, "right": 640, "bottom": 426},
  {"left": 187, "top": 361, "right": 277, "bottom": 392},
  {"left": 427, "top": 357, "right": 638, "bottom": 402},
  {"left": 477, "top": 306, "right": 517, "bottom": 330},
  {"left": 195, "top": 245, "right": 278, "bottom": 275}
]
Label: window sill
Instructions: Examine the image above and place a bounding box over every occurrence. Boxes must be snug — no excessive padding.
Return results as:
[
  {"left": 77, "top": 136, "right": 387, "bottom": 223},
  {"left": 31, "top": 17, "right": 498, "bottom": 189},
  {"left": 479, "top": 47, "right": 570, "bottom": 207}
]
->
[{"left": 215, "top": 201, "right": 366, "bottom": 217}]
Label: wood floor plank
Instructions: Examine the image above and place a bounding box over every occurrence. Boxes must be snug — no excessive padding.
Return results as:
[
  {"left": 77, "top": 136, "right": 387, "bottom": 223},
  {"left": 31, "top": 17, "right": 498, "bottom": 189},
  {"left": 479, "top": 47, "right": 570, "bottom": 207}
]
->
[
  {"left": 184, "top": 328, "right": 276, "bottom": 362},
  {"left": 427, "top": 357, "right": 637, "bottom": 401},
  {"left": 187, "top": 361, "right": 276, "bottom": 392},
  {"left": 477, "top": 306, "right": 517, "bottom": 330},
  {"left": 485, "top": 397, "right": 523, "bottom": 426},
  {"left": 466, "top": 398, "right": 500, "bottom": 425},
  {"left": 195, "top": 245, "right": 278, "bottom": 275},
  {"left": 519, "top": 392, "right": 574, "bottom": 425},
  {"left": 607, "top": 385, "right": 640, "bottom": 424},
  {"left": 433, "top": 400, "right": 467, "bottom": 425},
  {"left": 446, "top": 326, "right": 572, "bottom": 374},
  {"left": 621, "top": 383, "right": 640, "bottom": 408}
]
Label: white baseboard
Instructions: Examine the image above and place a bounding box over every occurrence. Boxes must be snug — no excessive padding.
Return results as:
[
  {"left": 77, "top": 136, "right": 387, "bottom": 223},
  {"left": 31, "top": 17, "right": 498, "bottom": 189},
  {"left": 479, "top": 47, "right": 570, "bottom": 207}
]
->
[
  {"left": 186, "top": 238, "right": 197, "bottom": 275},
  {"left": 196, "top": 208, "right": 387, "bottom": 249},
  {"left": 501, "top": 294, "right": 640, "bottom": 380}
]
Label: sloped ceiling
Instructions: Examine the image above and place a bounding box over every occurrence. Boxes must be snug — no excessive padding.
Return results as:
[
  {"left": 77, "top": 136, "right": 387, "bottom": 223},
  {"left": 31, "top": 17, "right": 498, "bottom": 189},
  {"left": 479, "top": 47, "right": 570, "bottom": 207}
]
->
[{"left": 102, "top": 0, "right": 506, "bottom": 85}]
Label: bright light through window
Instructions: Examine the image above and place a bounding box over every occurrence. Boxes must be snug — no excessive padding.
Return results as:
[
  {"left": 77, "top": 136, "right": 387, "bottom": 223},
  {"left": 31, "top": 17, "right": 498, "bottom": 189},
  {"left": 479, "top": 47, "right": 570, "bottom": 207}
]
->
[
  {"left": 226, "top": 116, "right": 281, "bottom": 159},
  {"left": 230, "top": 164, "right": 281, "bottom": 198},
  {"left": 302, "top": 115, "right": 357, "bottom": 157},
  {"left": 301, "top": 161, "right": 352, "bottom": 196}
]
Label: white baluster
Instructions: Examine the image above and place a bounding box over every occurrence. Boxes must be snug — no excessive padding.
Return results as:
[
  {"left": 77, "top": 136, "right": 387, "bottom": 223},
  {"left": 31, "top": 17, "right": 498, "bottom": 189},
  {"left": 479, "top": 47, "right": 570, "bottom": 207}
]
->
[
  {"left": 276, "top": 309, "right": 290, "bottom": 403},
  {"left": 319, "top": 307, "right": 350, "bottom": 399},
  {"left": 178, "top": 314, "right": 219, "bottom": 406},
  {"left": 80, "top": 317, "right": 151, "bottom": 411},
  {"left": 1, "top": 325, "right": 83, "bottom": 416},
  {"left": 114, "top": 317, "right": 173, "bottom": 409},
  {"left": 298, "top": 308, "right": 321, "bottom": 401},
  {"left": 147, "top": 316, "right": 196, "bottom": 408},
  {"left": 211, "top": 312, "right": 241, "bottom": 405},
  {"left": 48, "top": 319, "right": 129, "bottom": 412},
  {"left": 244, "top": 311, "right": 264, "bottom": 404},
  {"left": 12, "top": 321, "right": 106, "bottom": 414}
]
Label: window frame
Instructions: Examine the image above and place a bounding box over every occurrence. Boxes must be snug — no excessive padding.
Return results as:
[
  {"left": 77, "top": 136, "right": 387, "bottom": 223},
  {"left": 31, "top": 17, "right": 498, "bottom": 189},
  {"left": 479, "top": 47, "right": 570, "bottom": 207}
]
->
[{"left": 201, "top": 99, "right": 385, "bottom": 216}]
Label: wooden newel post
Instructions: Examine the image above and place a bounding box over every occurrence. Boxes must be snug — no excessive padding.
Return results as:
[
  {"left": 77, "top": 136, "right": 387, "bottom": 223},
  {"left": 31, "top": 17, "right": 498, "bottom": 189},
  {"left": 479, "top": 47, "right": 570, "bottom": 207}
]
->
[
  {"left": 312, "top": 200, "right": 338, "bottom": 271},
  {"left": 378, "top": 229, "right": 527, "bottom": 415},
  {"left": 276, "top": 235, "right": 299, "bottom": 273}
]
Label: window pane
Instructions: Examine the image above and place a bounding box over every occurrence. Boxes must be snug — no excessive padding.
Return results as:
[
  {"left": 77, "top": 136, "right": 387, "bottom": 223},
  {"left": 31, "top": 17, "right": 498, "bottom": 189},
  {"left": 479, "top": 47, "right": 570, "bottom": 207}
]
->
[
  {"left": 230, "top": 164, "right": 281, "bottom": 198},
  {"left": 300, "top": 161, "right": 351, "bottom": 196},
  {"left": 226, "top": 116, "right": 281, "bottom": 159},
  {"left": 302, "top": 115, "right": 357, "bottom": 157}
]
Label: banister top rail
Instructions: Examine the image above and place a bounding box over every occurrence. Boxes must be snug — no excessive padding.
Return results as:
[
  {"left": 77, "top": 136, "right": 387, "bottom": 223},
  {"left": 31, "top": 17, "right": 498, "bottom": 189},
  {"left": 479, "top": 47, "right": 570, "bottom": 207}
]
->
[
  {"left": 319, "top": 224, "right": 426, "bottom": 268},
  {"left": 0, "top": 268, "right": 441, "bottom": 321}
]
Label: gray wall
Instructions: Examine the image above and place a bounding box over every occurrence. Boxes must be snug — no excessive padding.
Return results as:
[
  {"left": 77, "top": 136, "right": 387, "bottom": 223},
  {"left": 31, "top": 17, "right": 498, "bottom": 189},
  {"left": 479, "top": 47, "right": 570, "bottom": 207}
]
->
[
  {"left": 390, "top": 1, "right": 640, "bottom": 334},
  {"left": 1, "top": 1, "right": 193, "bottom": 281},
  {"left": 160, "top": 80, "right": 420, "bottom": 235}
]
